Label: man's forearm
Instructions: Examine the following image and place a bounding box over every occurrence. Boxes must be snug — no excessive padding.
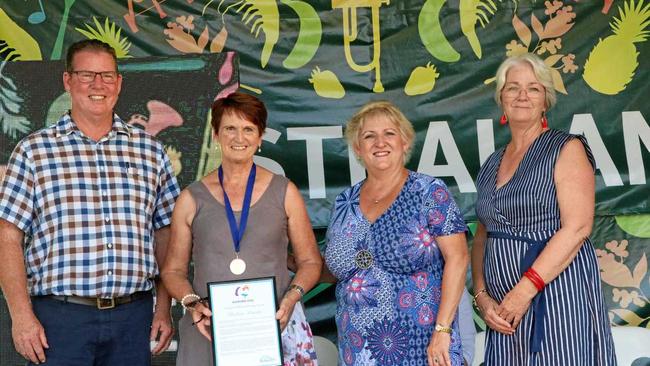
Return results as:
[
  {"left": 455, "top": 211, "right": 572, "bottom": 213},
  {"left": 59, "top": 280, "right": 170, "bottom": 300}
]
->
[
  {"left": 154, "top": 279, "right": 172, "bottom": 311},
  {"left": 153, "top": 226, "right": 172, "bottom": 310},
  {"left": 0, "top": 220, "right": 31, "bottom": 318}
]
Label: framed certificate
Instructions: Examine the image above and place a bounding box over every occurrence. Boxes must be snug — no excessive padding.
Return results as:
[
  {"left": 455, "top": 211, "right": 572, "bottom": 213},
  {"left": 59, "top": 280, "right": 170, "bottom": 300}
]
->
[{"left": 207, "top": 277, "right": 283, "bottom": 366}]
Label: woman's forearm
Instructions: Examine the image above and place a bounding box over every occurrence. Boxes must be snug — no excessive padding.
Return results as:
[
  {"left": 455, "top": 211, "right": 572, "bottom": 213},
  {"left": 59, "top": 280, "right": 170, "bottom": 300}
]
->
[
  {"left": 291, "top": 259, "right": 322, "bottom": 293},
  {"left": 437, "top": 253, "right": 469, "bottom": 326},
  {"left": 526, "top": 224, "right": 590, "bottom": 285},
  {"left": 471, "top": 223, "right": 488, "bottom": 293}
]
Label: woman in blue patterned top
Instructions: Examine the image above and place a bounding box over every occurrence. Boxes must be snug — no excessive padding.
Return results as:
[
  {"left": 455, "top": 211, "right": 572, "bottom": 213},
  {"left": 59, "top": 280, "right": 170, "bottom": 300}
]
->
[{"left": 324, "top": 101, "right": 469, "bottom": 366}]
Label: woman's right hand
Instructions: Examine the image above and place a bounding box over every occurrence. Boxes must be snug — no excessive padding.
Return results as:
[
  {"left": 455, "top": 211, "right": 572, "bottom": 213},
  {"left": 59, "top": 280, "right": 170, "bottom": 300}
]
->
[
  {"left": 190, "top": 302, "right": 213, "bottom": 341},
  {"left": 476, "top": 294, "right": 514, "bottom": 335}
]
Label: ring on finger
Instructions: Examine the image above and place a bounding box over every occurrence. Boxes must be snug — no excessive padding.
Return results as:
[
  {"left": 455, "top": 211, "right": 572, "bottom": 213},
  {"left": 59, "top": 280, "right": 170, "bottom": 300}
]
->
[{"left": 433, "top": 357, "right": 439, "bottom": 364}]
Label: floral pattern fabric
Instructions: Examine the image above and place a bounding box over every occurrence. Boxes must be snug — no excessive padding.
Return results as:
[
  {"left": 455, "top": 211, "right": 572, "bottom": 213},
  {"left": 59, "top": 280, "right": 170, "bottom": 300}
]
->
[
  {"left": 282, "top": 303, "right": 319, "bottom": 366},
  {"left": 325, "top": 171, "right": 467, "bottom": 365}
]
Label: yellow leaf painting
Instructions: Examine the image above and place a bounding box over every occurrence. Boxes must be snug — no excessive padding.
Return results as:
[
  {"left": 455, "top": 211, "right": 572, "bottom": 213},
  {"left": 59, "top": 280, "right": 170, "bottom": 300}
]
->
[
  {"left": 611, "top": 309, "right": 646, "bottom": 326},
  {"left": 616, "top": 214, "right": 650, "bottom": 238},
  {"left": 0, "top": 8, "right": 42, "bottom": 60}
]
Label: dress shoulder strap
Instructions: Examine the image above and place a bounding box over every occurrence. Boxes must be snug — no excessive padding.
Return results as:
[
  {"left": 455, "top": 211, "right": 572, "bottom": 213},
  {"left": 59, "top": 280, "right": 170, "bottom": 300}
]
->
[{"left": 532, "top": 129, "right": 595, "bottom": 171}]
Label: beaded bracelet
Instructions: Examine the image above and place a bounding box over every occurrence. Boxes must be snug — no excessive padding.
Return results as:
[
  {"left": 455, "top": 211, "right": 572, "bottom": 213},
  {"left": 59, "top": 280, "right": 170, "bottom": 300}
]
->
[
  {"left": 180, "top": 293, "right": 201, "bottom": 310},
  {"left": 523, "top": 268, "right": 545, "bottom": 292}
]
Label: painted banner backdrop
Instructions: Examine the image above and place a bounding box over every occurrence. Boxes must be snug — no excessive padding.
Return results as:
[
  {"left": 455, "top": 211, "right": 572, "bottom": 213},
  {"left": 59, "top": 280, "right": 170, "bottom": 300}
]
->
[
  {"left": 0, "top": 53, "right": 238, "bottom": 185},
  {"left": 0, "top": 0, "right": 649, "bottom": 364},
  {"left": 0, "top": 0, "right": 648, "bottom": 226}
]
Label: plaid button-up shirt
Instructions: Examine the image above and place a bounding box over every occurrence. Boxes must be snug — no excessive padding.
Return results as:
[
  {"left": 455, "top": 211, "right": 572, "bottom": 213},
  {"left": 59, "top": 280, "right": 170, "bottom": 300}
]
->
[{"left": 0, "top": 113, "right": 180, "bottom": 297}]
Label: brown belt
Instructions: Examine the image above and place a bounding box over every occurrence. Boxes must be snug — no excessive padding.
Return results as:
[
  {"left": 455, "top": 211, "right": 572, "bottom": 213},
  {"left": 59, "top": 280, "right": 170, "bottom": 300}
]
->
[{"left": 41, "top": 291, "right": 151, "bottom": 310}]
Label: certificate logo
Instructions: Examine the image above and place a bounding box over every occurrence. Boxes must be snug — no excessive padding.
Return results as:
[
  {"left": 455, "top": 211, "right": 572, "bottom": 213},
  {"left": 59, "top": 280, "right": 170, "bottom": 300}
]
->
[
  {"left": 234, "top": 285, "right": 250, "bottom": 298},
  {"left": 259, "top": 355, "right": 274, "bottom": 363}
]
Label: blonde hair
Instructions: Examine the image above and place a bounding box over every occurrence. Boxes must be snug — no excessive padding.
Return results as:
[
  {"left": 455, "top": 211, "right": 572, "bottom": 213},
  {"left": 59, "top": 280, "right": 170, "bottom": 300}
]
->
[
  {"left": 494, "top": 53, "right": 556, "bottom": 110},
  {"left": 345, "top": 101, "right": 415, "bottom": 163}
]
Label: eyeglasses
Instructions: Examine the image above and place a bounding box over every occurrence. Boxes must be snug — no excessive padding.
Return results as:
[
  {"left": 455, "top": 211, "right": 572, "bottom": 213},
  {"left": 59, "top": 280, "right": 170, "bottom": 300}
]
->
[
  {"left": 502, "top": 85, "right": 545, "bottom": 99},
  {"left": 70, "top": 70, "right": 119, "bottom": 84}
]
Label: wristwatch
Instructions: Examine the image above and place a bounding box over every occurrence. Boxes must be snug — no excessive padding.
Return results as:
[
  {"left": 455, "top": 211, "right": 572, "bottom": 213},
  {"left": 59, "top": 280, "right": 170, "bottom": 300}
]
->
[
  {"left": 434, "top": 323, "right": 453, "bottom": 334},
  {"left": 287, "top": 284, "right": 305, "bottom": 298}
]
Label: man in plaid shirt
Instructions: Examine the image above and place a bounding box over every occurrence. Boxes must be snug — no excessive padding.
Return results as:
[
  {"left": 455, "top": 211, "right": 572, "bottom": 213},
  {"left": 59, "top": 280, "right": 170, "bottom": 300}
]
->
[{"left": 0, "top": 40, "right": 180, "bottom": 365}]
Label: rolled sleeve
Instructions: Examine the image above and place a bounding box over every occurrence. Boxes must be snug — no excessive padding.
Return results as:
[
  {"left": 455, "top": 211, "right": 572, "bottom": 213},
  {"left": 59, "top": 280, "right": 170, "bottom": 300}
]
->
[
  {"left": 426, "top": 179, "right": 467, "bottom": 237},
  {"left": 152, "top": 149, "right": 180, "bottom": 229},
  {"left": 0, "top": 142, "right": 35, "bottom": 234}
]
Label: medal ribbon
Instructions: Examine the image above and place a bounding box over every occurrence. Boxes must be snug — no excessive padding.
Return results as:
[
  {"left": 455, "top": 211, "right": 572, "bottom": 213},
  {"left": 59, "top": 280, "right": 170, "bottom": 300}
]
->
[{"left": 218, "top": 163, "right": 256, "bottom": 254}]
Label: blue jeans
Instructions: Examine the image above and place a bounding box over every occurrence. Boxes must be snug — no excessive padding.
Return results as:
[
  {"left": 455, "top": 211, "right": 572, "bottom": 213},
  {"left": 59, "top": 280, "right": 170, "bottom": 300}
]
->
[{"left": 30, "top": 295, "right": 153, "bottom": 366}]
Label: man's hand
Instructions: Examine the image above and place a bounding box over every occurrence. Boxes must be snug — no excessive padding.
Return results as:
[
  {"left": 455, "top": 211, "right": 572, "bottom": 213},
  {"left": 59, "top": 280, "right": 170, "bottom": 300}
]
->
[
  {"left": 150, "top": 305, "right": 174, "bottom": 355},
  {"left": 1, "top": 221, "right": 47, "bottom": 362},
  {"left": 12, "top": 309, "right": 48, "bottom": 364}
]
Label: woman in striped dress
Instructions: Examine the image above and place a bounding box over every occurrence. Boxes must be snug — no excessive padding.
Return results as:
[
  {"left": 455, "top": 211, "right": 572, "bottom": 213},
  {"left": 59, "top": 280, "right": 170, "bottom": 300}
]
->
[{"left": 471, "top": 53, "right": 616, "bottom": 365}]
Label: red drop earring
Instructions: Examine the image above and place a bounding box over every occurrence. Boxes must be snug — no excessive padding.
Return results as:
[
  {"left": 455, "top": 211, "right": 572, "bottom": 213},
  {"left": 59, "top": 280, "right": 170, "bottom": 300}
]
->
[
  {"left": 541, "top": 113, "right": 548, "bottom": 129},
  {"left": 500, "top": 114, "right": 508, "bottom": 125}
]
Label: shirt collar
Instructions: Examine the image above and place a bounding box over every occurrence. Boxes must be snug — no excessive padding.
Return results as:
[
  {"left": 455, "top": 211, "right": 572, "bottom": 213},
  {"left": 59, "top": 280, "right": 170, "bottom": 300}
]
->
[{"left": 55, "top": 111, "right": 132, "bottom": 138}]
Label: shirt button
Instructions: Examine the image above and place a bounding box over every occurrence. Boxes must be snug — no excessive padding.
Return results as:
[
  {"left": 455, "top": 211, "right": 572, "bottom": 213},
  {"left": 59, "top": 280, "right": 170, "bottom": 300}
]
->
[
  {"left": 107, "top": 270, "right": 113, "bottom": 276},
  {"left": 107, "top": 243, "right": 113, "bottom": 249},
  {"left": 104, "top": 217, "right": 110, "bottom": 223}
]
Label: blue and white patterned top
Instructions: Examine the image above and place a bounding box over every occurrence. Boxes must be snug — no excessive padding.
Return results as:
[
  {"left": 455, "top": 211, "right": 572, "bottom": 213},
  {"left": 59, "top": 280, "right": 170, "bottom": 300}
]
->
[
  {"left": 325, "top": 171, "right": 467, "bottom": 366},
  {"left": 0, "top": 112, "right": 180, "bottom": 298}
]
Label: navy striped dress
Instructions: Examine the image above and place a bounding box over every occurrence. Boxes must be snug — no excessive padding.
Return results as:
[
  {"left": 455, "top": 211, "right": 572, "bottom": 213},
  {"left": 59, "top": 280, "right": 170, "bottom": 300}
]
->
[{"left": 475, "top": 129, "right": 617, "bottom": 365}]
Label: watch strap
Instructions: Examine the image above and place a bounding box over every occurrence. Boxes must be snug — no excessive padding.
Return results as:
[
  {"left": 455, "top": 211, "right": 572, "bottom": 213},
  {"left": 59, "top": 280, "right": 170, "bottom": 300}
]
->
[{"left": 435, "top": 323, "right": 453, "bottom": 334}]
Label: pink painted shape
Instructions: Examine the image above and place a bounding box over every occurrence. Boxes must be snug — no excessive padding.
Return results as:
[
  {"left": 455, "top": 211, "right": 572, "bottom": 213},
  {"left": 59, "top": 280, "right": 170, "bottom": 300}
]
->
[
  {"left": 602, "top": 0, "right": 614, "bottom": 13},
  {"left": 215, "top": 83, "right": 239, "bottom": 100},
  {"left": 219, "top": 52, "right": 235, "bottom": 85},
  {"left": 144, "top": 100, "right": 183, "bottom": 136}
]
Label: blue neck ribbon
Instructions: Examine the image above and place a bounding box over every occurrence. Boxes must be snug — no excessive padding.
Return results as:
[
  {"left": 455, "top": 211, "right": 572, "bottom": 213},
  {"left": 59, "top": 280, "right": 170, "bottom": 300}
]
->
[{"left": 218, "top": 163, "right": 256, "bottom": 254}]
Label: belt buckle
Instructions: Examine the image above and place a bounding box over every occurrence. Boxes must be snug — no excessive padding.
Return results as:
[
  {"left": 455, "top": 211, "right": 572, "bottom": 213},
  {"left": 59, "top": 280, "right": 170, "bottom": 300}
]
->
[{"left": 97, "top": 297, "right": 115, "bottom": 310}]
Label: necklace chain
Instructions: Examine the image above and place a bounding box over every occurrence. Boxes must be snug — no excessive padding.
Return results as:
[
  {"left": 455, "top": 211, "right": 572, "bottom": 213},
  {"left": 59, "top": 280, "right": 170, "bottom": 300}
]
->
[{"left": 366, "top": 171, "right": 407, "bottom": 204}]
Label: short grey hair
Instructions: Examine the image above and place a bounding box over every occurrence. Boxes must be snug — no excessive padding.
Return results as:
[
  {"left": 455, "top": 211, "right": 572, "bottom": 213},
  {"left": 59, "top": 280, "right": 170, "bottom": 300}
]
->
[
  {"left": 66, "top": 39, "right": 118, "bottom": 72},
  {"left": 345, "top": 100, "right": 415, "bottom": 164},
  {"left": 494, "top": 53, "right": 556, "bottom": 110}
]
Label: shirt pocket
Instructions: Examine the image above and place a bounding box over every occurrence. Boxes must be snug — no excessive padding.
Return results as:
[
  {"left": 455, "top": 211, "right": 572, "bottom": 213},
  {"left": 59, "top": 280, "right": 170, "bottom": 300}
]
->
[{"left": 117, "top": 160, "right": 158, "bottom": 215}]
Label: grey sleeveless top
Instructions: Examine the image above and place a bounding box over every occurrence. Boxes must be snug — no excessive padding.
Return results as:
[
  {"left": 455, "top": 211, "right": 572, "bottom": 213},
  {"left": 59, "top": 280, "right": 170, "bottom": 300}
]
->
[{"left": 176, "top": 174, "right": 291, "bottom": 366}]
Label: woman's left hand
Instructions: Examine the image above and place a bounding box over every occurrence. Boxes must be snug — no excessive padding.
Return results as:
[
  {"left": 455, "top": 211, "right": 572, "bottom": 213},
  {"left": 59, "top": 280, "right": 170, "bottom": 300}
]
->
[
  {"left": 496, "top": 282, "right": 537, "bottom": 329},
  {"left": 276, "top": 291, "right": 300, "bottom": 331},
  {"left": 427, "top": 332, "right": 452, "bottom": 366}
]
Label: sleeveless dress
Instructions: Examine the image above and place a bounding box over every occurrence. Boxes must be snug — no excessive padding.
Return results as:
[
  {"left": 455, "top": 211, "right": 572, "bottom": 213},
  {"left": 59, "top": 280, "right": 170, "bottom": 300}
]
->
[
  {"left": 175, "top": 175, "right": 318, "bottom": 366},
  {"left": 475, "top": 129, "right": 617, "bottom": 365},
  {"left": 325, "top": 171, "right": 467, "bottom": 366}
]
